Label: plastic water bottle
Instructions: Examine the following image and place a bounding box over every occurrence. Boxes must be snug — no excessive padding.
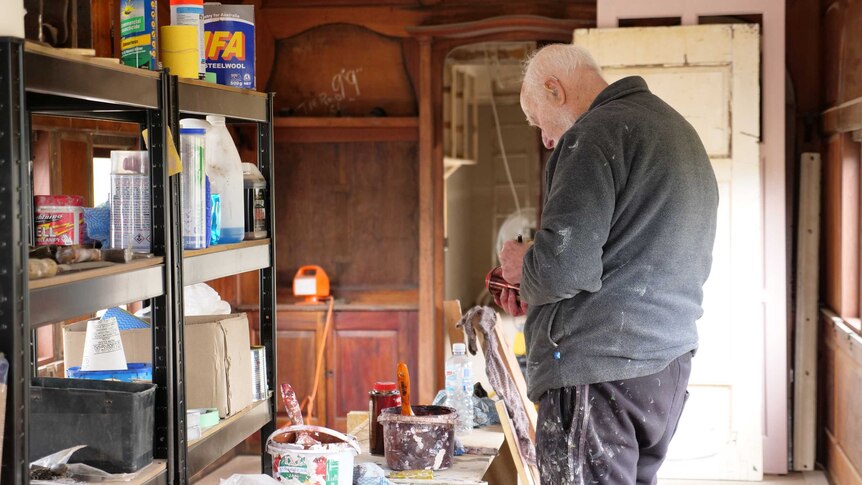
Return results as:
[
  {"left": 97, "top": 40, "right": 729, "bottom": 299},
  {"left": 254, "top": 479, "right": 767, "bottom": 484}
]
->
[{"left": 445, "top": 343, "right": 474, "bottom": 434}]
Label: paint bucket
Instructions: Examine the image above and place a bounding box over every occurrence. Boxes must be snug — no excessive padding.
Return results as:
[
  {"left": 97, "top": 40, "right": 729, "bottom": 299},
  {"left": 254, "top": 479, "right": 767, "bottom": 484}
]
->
[
  {"left": 266, "top": 425, "right": 360, "bottom": 485},
  {"left": 378, "top": 405, "right": 456, "bottom": 471},
  {"left": 251, "top": 346, "right": 267, "bottom": 401}
]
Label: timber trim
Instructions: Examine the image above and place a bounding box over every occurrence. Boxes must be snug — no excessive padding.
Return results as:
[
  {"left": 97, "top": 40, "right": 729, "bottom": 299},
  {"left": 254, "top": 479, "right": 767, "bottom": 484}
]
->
[
  {"left": 823, "top": 97, "right": 862, "bottom": 135},
  {"left": 406, "top": 15, "right": 588, "bottom": 39}
]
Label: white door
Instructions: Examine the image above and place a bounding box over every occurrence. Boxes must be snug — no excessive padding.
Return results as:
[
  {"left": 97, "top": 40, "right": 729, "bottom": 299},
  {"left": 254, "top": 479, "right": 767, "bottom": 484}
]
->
[{"left": 574, "top": 24, "right": 763, "bottom": 481}]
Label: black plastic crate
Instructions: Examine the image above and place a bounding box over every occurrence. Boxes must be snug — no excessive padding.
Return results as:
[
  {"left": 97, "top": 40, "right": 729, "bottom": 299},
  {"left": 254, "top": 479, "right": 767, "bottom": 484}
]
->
[{"left": 30, "top": 377, "right": 156, "bottom": 473}]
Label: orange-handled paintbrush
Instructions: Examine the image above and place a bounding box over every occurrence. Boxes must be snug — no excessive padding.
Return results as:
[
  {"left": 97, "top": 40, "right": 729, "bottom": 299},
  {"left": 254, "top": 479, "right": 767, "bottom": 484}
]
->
[{"left": 396, "top": 362, "right": 414, "bottom": 416}]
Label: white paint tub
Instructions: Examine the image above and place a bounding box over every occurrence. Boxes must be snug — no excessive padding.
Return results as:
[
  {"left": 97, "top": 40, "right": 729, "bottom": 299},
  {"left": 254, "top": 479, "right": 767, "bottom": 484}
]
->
[{"left": 266, "top": 425, "right": 360, "bottom": 485}]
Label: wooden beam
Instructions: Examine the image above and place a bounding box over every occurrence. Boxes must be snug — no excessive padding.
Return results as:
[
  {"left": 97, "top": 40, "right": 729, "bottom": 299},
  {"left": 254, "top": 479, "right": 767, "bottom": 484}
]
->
[
  {"left": 792, "top": 153, "right": 821, "bottom": 471},
  {"left": 274, "top": 117, "right": 419, "bottom": 143},
  {"left": 823, "top": 97, "right": 862, "bottom": 135},
  {"left": 417, "top": 37, "right": 436, "bottom": 405}
]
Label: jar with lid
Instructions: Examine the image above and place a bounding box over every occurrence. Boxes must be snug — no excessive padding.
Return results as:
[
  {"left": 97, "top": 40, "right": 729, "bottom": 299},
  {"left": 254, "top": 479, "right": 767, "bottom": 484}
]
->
[{"left": 369, "top": 381, "right": 401, "bottom": 455}]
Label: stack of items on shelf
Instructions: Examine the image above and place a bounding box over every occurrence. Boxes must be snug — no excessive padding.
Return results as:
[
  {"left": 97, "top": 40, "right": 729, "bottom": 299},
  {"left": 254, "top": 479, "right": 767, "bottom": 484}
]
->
[
  {"left": 179, "top": 115, "right": 266, "bottom": 249},
  {"left": 121, "top": 0, "right": 256, "bottom": 89},
  {"left": 29, "top": 149, "right": 154, "bottom": 281},
  {"left": 27, "top": 284, "right": 270, "bottom": 477}
]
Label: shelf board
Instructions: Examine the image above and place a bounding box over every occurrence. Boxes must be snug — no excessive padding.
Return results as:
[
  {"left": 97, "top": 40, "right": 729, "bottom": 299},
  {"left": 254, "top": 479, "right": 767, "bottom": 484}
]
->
[
  {"left": 29, "top": 258, "right": 165, "bottom": 327},
  {"left": 178, "top": 78, "right": 268, "bottom": 122},
  {"left": 187, "top": 398, "right": 272, "bottom": 477},
  {"left": 274, "top": 117, "right": 419, "bottom": 143},
  {"left": 24, "top": 41, "right": 160, "bottom": 110},
  {"left": 129, "top": 459, "right": 168, "bottom": 485},
  {"left": 183, "top": 239, "right": 270, "bottom": 286}
]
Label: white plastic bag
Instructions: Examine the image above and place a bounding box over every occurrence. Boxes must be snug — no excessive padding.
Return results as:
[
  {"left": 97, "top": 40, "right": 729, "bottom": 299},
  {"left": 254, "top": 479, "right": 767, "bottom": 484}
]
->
[
  {"left": 184, "top": 283, "right": 231, "bottom": 316},
  {"left": 220, "top": 474, "right": 281, "bottom": 485}
]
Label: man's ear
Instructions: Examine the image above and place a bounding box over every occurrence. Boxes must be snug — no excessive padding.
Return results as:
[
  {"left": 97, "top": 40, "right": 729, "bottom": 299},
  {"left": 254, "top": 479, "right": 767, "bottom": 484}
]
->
[{"left": 543, "top": 77, "right": 566, "bottom": 107}]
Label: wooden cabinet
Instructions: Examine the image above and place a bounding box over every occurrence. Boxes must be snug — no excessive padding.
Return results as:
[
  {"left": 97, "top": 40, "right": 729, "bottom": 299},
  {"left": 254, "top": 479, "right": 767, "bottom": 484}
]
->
[{"left": 266, "top": 308, "right": 418, "bottom": 431}]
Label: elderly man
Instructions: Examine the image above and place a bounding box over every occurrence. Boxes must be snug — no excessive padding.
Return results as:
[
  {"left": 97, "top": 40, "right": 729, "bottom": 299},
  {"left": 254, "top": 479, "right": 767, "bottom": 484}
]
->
[{"left": 496, "top": 44, "right": 718, "bottom": 484}]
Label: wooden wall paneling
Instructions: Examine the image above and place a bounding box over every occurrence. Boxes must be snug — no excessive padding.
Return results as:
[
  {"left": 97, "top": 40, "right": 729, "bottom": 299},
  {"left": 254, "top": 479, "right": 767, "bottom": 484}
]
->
[
  {"left": 840, "top": 133, "right": 860, "bottom": 320},
  {"left": 54, "top": 133, "right": 93, "bottom": 205},
  {"left": 840, "top": 0, "right": 862, "bottom": 102},
  {"left": 267, "top": 24, "right": 417, "bottom": 116},
  {"left": 91, "top": 0, "right": 118, "bottom": 58},
  {"left": 32, "top": 131, "right": 53, "bottom": 196},
  {"left": 824, "top": 134, "right": 842, "bottom": 312},
  {"left": 274, "top": 141, "right": 418, "bottom": 301},
  {"left": 276, "top": 311, "right": 327, "bottom": 426},
  {"left": 326, "top": 311, "right": 418, "bottom": 431},
  {"left": 822, "top": 312, "right": 862, "bottom": 484},
  {"left": 823, "top": 1, "right": 843, "bottom": 108}
]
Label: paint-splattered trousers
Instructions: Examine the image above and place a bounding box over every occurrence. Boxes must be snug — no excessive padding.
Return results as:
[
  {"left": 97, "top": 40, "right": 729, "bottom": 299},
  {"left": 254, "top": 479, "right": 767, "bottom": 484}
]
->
[{"left": 535, "top": 352, "right": 692, "bottom": 485}]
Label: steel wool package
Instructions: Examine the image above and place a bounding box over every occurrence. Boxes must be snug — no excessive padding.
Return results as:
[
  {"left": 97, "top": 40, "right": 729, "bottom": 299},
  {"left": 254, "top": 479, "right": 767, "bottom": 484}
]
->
[{"left": 203, "top": 4, "right": 255, "bottom": 90}]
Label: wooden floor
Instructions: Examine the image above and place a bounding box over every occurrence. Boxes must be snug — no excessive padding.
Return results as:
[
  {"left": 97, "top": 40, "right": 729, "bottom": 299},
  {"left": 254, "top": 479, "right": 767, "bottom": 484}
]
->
[{"left": 194, "top": 455, "right": 830, "bottom": 484}]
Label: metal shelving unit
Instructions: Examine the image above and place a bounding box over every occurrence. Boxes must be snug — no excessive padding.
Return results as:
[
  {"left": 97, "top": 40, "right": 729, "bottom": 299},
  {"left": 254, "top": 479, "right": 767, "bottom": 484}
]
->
[{"left": 0, "top": 38, "right": 278, "bottom": 485}]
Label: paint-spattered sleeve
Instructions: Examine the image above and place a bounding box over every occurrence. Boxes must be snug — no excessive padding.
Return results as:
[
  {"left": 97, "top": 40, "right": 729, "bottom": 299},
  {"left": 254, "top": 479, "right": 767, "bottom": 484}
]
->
[{"left": 520, "top": 137, "right": 615, "bottom": 307}]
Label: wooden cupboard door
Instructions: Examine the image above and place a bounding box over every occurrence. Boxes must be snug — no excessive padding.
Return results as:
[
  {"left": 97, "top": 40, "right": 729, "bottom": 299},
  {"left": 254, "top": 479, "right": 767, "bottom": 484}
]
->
[
  {"left": 326, "top": 311, "right": 417, "bottom": 431},
  {"left": 274, "top": 311, "right": 327, "bottom": 427}
]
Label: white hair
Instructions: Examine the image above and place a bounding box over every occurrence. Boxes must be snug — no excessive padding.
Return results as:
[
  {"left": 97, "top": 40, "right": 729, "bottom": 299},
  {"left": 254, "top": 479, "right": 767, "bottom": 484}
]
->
[{"left": 522, "top": 44, "right": 603, "bottom": 93}]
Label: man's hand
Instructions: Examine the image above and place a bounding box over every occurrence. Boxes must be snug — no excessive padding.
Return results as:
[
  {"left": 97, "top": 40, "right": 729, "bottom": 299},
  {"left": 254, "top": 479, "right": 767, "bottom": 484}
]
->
[
  {"left": 494, "top": 287, "right": 528, "bottom": 317},
  {"left": 500, "top": 240, "right": 529, "bottom": 285}
]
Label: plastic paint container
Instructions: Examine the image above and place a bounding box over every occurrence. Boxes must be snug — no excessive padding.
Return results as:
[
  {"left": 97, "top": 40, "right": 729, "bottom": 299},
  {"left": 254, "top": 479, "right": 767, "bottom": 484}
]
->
[
  {"left": 34, "top": 195, "right": 85, "bottom": 246},
  {"left": 266, "top": 426, "right": 359, "bottom": 485},
  {"left": 378, "top": 405, "right": 457, "bottom": 471},
  {"left": 66, "top": 363, "right": 153, "bottom": 383}
]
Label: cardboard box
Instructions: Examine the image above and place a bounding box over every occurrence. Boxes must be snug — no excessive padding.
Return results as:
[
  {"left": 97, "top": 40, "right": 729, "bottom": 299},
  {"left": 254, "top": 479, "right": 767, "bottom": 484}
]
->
[
  {"left": 63, "top": 321, "right": 152, "bottom": 370},
  {"left": 64, "top": 313, "right": 253, "bottom": 419},
  {"left": 185, "top": 313, "right": 253, "bottom": 418}
]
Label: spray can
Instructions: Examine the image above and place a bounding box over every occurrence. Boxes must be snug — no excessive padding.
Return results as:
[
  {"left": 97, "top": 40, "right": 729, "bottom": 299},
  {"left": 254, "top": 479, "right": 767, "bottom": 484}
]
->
[{"left": 120, "top": 0, "right": 158, "bottom": 70}]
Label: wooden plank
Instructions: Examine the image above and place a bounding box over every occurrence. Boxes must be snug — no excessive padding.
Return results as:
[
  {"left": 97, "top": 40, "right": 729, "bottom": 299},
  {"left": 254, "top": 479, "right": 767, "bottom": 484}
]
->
[
  {"left": 275, "top": 126, "right": 418, "bottom": 143},
  {"left": 417, "top": 38, "right": 436, "bottom": 406},
  {"left": 793, "top": 153, "right": 822, "bottom": 471},
  {"left": 29, "top": 257, "right": 163, "bottom": 290},
  {"left": 274, "top": 117, "right": 418, "bottom": 128},
  {"left": 443, "top": 300, "right": 463, "bottom": 346},
  {"left": 496, "top": 400, "right": 535, "bottom": 485},
  {"left": 493, "top": 321, "right": 537, "bottom": 442},
  {"left": 823, "top": 97, "right": 862, "bottom": 135}
]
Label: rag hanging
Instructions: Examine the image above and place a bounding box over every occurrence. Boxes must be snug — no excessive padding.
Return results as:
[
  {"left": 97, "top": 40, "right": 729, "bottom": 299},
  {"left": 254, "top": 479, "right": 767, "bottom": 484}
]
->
[{"left": 458, "top": 306, "right": 536, "bottom": 465}]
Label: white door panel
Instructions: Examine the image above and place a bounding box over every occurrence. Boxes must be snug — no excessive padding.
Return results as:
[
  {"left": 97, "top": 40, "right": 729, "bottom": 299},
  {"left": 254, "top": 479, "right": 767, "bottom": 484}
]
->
[{"left": 574, "top": 24, "right": 763, "bottom": 480}]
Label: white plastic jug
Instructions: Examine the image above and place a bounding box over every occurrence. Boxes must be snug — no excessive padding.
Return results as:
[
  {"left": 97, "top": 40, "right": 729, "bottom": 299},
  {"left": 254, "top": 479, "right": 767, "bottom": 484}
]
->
[{"left": 204, "top": 115, "right": 245, "bottom": 244}]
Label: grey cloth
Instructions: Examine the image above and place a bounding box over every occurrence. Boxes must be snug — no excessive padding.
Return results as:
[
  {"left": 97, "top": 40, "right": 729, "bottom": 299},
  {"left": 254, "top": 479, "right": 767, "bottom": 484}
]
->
[
  {"left": 520, "top": 76, "right": 718, "bottom": 401},
  {"left": 459, "top": 306, "right": 536, "bottom": 465},
  {"left": 536, "top": 352, "right": 692, "bottom": 485}
]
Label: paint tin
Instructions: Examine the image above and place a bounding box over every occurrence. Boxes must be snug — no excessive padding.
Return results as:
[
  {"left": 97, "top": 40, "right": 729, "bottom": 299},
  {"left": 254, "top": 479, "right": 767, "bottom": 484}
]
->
[
  {"left": 369, "top": 382, "right": 400, "bottom": 456},
  {"left": 251, "top": 346, "right": 267, "bottom": 401},
  {"left": 266, "top": 426, "right": 359, "bottom": 485},
  {"left": 378, "top": 405, "right": 456, "bottom": 471},
  {"left": 34, "top": 195, "right": 85, "bottom": 246},
  {"left": 203, "top": 4, "right": 255, "bottom": 89},
  {"left": 120, "top": 0, "right": 158, "bottom": 70}
]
